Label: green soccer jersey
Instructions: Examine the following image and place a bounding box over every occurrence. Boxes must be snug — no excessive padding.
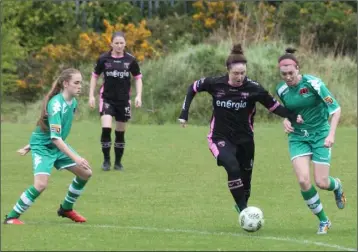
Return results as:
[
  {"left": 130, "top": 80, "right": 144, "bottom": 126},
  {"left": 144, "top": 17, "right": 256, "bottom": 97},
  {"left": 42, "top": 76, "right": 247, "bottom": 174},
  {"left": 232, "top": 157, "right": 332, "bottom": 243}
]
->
[
  {"left": 276, "top": 74, "right": 340, "bottom": 133},
  {"left": 30, "top": 93, "right": 78, "bottom": 146}
]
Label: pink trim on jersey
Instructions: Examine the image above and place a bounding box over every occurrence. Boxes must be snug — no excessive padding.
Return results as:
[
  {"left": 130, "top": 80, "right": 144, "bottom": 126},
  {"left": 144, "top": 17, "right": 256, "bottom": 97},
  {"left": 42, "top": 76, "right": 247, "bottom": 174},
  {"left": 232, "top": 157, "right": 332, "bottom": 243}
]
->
[
  {"left": 92, "top": 72, "right": 99, "bottom": 78},
  {"left": 99, "top": 85, "right": 104, "bottom": 112},
  {"left": 279, "top": 59, "right": 297, "bottom": 67},
  {"left": 269, "top": 101, "right": 280, "bottom": 112},
  {"left": 248, "top": 107, "right": 256, "bottom": 132},
  {"left": 207, "top": 117, "right": 219, "bottom": 158},
  {"left": 134, "top": 74, "right": 142, "bottom": 80},
  {"left": 193, "top": 81, "right": 198, "bottom": 93}
]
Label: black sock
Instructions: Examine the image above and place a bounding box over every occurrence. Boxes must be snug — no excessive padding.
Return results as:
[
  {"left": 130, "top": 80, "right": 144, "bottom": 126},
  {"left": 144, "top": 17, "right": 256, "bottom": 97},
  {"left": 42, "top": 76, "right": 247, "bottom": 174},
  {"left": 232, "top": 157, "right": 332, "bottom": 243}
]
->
[
  {"left": 101, "top": 127, "right": 112, "bottom": 162},
  {"left": 114, "top": 131, "right": 125, "bottom": 164},
  {"left": 241, "top": 168, "right": 253, "bottom": 204},
  {"left": 228, "top": 175, "right": 247, "bottom": 212}
]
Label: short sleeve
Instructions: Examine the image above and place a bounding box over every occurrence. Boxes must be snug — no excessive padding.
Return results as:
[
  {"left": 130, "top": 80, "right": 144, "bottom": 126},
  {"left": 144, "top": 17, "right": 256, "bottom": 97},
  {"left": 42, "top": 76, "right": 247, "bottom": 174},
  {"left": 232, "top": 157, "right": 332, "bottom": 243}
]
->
[
  {"left": 307, "top": 78, "right": 340, "bottom": 115},
  {"left": 47, "top": 99, "right": 62, "bottom": 139},
  {"left": 129, "top": 59, "right": 142, "bottom": 79},
  {"left": 276, "top": 83, "right": 288, "bottom": 106},
  {"left": 93, "top": 56, "right": 105, "bottom": 77}
]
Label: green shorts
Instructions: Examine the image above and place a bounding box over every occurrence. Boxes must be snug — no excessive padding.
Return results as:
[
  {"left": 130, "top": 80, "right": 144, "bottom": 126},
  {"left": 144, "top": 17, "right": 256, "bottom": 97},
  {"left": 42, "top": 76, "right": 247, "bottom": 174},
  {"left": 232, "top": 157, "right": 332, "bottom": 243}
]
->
[
  {"left": 288, "top": 128, "right": 332, "bottom": 166},
  {"left": 30, "top": 143, "right": 78, "bottom": 176}
]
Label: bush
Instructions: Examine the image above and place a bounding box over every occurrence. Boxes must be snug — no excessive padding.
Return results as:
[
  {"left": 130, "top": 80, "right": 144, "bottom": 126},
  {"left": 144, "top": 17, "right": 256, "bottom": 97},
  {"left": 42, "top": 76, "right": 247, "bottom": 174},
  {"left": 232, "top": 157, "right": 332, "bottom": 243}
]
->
[
  {"left": 136, "top": 41, "right": 357, "bottom": 125},
  {"left": 3, "top": 41, "right": 356, "bottom": 126}
]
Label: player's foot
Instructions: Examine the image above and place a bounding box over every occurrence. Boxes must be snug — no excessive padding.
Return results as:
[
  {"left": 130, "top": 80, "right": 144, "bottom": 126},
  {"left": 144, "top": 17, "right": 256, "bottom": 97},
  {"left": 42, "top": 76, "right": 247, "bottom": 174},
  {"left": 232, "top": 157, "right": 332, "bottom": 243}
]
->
[
  {"left": 57, "top": 205, "right": 86, "bottom": 223},
  {"left": 114, "top": 162, "right": 124, "bottom": 171},
  {"left": 333, "top": 178, "right": 346, "bottom": 209},
  {"left": 317, "top": 219, "right": 331, "bottom": 234},
  {"left": 3, "top": 216, "right": 24, "bottom": 225},
  {"left": 101, "top": 160, "right": 111, "bottom": 171}
]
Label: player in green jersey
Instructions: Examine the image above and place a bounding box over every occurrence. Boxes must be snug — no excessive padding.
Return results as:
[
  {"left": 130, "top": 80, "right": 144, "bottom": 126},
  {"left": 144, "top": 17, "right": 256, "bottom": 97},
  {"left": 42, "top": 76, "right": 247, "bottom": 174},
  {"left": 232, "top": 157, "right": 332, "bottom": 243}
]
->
[
  {"left": 4, "top": 68, "right": 92, "bottom": 225},
  {"left": 275, "top": 48, "right": 346, "bottom": 235}
]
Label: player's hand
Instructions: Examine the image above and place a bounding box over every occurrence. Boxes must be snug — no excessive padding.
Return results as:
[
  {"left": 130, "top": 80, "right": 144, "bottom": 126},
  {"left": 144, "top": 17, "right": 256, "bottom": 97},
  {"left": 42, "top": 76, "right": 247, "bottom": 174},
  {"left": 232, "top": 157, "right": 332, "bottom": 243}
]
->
[
  {"left": 296, "top": 114, "right": 304, "bottom": 124},
  {"left": 135, "top": 95, "right": 142, "bottom": 108},
  {"left": 17, "top": 146, "right": 30, "bottom": 156},
  {"left": 324, "top": 134, "right": 335, "bottom": 148},
  {"left": 89, "top": 96, "right": 96, "bottom": 109},
  {"left": 178, "top": 118, "right": 187, "bottom": 128},
  {"left": 283, "top": 118, "right": 294, "bottom": 133},
  {"left": 75, "top": 156, "right": 91, "bottom": 170}
]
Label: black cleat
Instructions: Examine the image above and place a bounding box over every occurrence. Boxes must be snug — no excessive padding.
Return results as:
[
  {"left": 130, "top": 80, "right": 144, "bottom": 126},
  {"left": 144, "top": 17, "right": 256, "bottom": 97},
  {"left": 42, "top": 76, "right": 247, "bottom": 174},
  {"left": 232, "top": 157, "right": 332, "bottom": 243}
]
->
[
  {"left": 114, "top": 162, "right": 124, "bottom": 171},
  {"left": 102, "top": 160, "right": 111, "bottom": 171}
]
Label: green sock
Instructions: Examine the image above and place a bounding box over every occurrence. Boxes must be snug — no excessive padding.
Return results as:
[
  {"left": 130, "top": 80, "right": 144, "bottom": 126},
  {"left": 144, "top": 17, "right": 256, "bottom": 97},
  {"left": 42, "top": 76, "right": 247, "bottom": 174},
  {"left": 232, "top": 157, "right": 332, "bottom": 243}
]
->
[
  {"left": 327, "top": 176, "right": 340, "bottom": 191},
  {"left": 301, "top": 185, "right": 328, "bottom": 222},
  {"left": 62, "top": 177, "right": 88, "bottom": 210},
  {"left": 7, "top": 186, "right": 41, "bottom": 218}
]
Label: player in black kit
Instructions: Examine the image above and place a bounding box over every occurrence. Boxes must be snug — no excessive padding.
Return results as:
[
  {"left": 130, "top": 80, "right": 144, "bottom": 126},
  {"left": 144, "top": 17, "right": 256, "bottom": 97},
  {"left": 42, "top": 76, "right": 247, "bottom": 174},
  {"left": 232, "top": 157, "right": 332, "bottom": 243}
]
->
[
  {"left": 178, "top": 44, "right": 303, "bottom": 213},
  {"left": 89, "top": 32, "right": 143, "bottom": 171}
]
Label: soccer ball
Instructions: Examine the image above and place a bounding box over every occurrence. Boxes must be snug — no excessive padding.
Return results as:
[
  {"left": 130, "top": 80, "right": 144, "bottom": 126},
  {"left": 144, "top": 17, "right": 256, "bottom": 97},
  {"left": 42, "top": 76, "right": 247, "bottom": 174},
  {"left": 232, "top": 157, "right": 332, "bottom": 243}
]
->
[{"left": 239, "top": 206, "right": 264, "bottom": 232}]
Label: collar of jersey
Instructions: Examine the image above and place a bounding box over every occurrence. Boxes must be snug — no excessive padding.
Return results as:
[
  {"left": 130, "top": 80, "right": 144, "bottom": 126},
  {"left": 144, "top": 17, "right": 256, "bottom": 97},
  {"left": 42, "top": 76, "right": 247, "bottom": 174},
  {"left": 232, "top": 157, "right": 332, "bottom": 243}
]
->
[{"left": 60, "top": 93, "right": 74, "bottom": 106}]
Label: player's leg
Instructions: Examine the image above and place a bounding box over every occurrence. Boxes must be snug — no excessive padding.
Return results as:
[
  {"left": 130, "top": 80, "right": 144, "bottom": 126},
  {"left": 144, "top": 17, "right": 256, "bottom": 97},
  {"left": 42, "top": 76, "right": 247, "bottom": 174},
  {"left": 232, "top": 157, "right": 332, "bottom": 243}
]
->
[
  {"left": 113, "top": 101, "right": 131, "bottom": 171},
  {"left": 113, "top": 121, "right": 126, "bottom": 170},
  {"left": 55, "top": 146, "right": 92, "bottom": 223},
  {"left": 290, "top": 139, "right": 330, "bottom": 234},
  {"left": 211, "top": 139, "right": 247, "bottom": 212},
  {"left": 4, "top": 149, "right": 55, "bottom": 224},
  {"left": 312, "top": 132, "right": 346, "bottom": 210},
  {"left": 100, "top": 100, "right": 115, "bottom": 171},
  {"left": 236, "top": 141, "right": 255, "bottom": 205}
]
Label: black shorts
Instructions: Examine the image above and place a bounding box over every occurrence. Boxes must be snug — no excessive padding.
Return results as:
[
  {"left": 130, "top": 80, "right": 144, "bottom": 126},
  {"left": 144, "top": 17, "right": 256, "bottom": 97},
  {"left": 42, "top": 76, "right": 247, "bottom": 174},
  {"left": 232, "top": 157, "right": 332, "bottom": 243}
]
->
[
  {"left": 209, "top": 138, "right": 255, "bottom": 170},
  {"left": 99, "top": 99, "right": 131, "bottom": 122}
]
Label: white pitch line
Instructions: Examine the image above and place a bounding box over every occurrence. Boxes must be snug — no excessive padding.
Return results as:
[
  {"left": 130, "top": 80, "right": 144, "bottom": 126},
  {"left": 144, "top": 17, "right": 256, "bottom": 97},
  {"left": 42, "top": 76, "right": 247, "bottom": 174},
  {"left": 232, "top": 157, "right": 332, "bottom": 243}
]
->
[{"left": 57, "top": 223, "right": 356, "bottom": 251}]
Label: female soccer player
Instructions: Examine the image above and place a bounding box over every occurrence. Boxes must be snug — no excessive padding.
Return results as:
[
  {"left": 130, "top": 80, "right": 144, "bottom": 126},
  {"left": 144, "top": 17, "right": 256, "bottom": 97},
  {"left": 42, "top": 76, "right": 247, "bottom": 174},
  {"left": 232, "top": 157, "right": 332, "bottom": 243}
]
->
[
  {"left": 276, "top": 48, "right": 346, "bottom": 234},
  {"left": 4, "top": 68, "right": 92, "bottom": 225},
  {"left": 178, "top": 44, "right": 303, "bottom": 217},
  {"left": 89, "top": 31, "right": 143, "bottom": 171}
]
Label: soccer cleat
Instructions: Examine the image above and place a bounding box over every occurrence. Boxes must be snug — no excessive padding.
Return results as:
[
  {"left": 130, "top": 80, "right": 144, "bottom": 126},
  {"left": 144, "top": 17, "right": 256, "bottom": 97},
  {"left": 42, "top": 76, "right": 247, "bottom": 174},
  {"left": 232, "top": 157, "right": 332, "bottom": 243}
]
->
[
  {"left": 57, "top": 205, "right": 86, "bottom": 223},
  {"left": 3, "top": 216, "right": 24, "bottom": 225},
  {"left": 234, "top": 205, "right": 240, "bottom": 213},
  {"left": 101, "top": 160, "right": 111, "bottom": 171},
  {"left": 114, "top": 162, "right": 124, "bottom": 171},
  {"left": 333, "top": 178, "right": 346, "bottom": 209},
  {"left": 317, "top": 219, "right": 331, "bottom": 235}
]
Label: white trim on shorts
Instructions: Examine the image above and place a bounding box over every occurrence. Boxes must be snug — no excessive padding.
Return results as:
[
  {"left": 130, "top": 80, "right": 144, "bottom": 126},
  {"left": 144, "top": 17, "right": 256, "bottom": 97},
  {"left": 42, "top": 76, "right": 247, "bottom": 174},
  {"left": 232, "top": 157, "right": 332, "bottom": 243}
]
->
[
  {"left": 312, "top": 161, "right": 330, "bottom": 166},
  {"left": 58, "top": 163, "right": 77, "bottom": 170},
  {"left": 291, "top": 152, "right": 313, "bottom": 161},
  {"left": 34, "top": 172, "right": 51, "bottom": 176}
]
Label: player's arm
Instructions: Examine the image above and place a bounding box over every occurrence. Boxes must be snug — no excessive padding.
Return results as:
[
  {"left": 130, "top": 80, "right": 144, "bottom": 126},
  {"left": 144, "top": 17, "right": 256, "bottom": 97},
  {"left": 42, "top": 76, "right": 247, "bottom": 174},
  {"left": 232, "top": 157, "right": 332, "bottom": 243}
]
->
[
  {"left": 47, "top": 100, "right": 90, "bottom": 169},
  {"left": 275, "top": 85, "right": 295, "bottom": 133},
  {"left": 308, "top": 78, "right": 341, "bottom": 141},
  {"left": 89, "top": 57, "right": 104, "bottom": 108},
  {"left": 178, "top": 78, "right": 212, "bottom": 123},
  {"left": 129, "top": 59, "right": 143, "bottom": 108},
  {"left": 17, "top": 144, "right": 31, "bottom": 156},
  {"left": 256, "top": 84, "right": 301, "bottom": 123}
]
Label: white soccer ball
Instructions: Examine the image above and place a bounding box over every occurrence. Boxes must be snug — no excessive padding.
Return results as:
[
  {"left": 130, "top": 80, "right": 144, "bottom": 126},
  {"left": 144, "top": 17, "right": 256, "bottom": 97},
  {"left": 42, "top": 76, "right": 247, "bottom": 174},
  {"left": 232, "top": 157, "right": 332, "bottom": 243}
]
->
[{"left": 239, "top": 206, "right": 264, "bottom": 232}]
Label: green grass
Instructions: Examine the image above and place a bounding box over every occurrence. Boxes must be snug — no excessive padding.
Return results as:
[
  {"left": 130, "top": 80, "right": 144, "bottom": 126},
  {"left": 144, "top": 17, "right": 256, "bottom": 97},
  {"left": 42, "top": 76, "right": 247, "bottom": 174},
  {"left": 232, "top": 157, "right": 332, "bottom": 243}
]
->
[{"left": 1, "top": 122, "right": 357, "bottom": 251}]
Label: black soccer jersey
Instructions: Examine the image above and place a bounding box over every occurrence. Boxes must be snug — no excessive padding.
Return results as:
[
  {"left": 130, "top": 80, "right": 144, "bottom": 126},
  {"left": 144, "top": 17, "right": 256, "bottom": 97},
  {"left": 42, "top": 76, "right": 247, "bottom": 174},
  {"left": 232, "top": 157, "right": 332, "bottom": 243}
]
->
[
  {"left": 93, "top": 51, "right": 142, "bottom": 102},
  {"left": 179, "top": 74, "right": 297, "bottom": 143}
]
